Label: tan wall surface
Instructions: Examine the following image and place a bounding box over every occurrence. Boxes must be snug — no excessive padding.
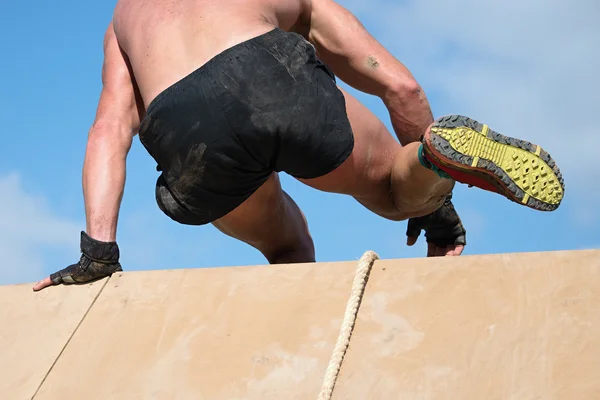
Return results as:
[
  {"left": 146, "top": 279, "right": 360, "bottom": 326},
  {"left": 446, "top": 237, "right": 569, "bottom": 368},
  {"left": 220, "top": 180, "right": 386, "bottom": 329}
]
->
[
  {"left": 2, "top": 249, "right": 599, "bottom": 400},
  {"left": 33, "top": 262, "right": 360, "bottom": 400},
  {"left": 333, "top": 250, "right": 600, "bottom": 400},
  {"left": 0, "top": 280, "right": 107, "bottom": 400}
]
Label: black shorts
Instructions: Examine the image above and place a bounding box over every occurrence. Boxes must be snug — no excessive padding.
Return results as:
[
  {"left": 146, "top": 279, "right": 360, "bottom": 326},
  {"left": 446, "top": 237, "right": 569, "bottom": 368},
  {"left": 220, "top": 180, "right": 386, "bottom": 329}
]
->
[{"left": 138, "top": 28, "right": 354, "bottom": 225}]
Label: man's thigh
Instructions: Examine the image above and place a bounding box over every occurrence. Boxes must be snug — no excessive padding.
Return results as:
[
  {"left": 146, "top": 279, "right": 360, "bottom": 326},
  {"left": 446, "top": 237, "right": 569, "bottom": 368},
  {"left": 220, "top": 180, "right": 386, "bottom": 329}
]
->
[
  {"left": 212, "top": 172, "right": 313, "bottom": 258},
  {"left": 299, "top": 86, "right": 404, "bottom": 218}
]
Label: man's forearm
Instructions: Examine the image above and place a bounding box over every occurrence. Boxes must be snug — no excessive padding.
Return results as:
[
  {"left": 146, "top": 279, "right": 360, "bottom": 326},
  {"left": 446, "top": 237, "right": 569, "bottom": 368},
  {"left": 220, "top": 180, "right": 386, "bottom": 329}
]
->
[
  {"left": 82, "top": 123, "right": 132, "bottom": 242},
  {"left": 304, "top": 0, "right": 434, "bottom": 145}
]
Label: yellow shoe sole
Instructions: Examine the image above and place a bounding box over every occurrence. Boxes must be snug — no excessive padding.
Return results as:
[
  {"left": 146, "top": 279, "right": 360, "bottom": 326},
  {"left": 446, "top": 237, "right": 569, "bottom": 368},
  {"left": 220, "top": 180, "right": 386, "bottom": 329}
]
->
[{"left": 425, "top": 115, "right": 565, "bottom": 211}]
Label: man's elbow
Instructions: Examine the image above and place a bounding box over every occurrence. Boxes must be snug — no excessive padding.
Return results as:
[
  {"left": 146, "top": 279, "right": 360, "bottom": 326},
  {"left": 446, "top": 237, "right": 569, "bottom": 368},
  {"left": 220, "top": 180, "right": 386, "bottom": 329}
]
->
[
  {"left": 384, "top": 78, "right": 424, "bottom": 106},
  {"left": 87, "top": 120, "right": 134, "bottom": 155},
  {"left": 383, "top": 77, "right": 435, "bottom": 145}
]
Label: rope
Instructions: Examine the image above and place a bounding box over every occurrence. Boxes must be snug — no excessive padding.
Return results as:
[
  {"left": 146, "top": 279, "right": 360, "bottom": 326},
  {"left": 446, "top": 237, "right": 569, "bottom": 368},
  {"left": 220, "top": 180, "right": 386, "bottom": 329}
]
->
[{"left": 317, "top": 250, "right": 380, "bottom": 400}]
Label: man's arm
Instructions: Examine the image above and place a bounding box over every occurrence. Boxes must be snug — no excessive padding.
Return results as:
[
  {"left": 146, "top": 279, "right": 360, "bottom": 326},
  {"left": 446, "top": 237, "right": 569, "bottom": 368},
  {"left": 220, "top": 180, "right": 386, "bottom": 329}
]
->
[
  {"left": 32, "top": 22, "right": 143, "bottom": 291},
  {"left": 295, "top": 0, "right": 433, "bottom": 145},
  {"left": 84, "top": 22, "right": 144, "bottom": 242}
]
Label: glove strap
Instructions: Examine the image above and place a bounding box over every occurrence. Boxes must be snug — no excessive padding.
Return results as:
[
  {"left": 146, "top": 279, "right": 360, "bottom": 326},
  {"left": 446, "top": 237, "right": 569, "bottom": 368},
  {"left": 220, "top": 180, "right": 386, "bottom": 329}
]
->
[{"left": 80, "top": 231, "right": 120, "bottom": 264}]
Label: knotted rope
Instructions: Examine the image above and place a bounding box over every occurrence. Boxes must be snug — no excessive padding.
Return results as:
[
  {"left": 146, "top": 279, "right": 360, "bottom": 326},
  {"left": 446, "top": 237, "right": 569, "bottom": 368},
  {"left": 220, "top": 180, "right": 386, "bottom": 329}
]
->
[{"left": 317, "top": 250, "right": 379, "bottom": 400}]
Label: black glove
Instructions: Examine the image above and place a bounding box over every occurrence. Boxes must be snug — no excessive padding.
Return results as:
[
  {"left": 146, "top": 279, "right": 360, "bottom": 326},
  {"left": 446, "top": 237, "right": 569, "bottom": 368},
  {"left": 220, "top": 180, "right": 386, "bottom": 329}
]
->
[
  {"left": 50, "top": 231, "right": 122, "bottom": 285},
  {"left": 406, "top": 193, "right": 466, "bottom": 247}
]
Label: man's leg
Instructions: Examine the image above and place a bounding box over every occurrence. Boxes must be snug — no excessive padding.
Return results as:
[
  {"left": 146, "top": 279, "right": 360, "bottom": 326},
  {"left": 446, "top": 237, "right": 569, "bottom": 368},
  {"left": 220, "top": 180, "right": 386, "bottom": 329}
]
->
[
  {"left": 301, "top": 86, "right": 564, "bottom": 219},
  {"left": 299, "top": 86, "right": 453, "bottom": 221},
  {"left": 209, "top": 89, "right": 564, "bottom": 265},
  {"left": 167, "top": 91, "right": 443, "bottom": 265},
  {"left": 212, "top": 172, "right": 315, "bottom": 264}
]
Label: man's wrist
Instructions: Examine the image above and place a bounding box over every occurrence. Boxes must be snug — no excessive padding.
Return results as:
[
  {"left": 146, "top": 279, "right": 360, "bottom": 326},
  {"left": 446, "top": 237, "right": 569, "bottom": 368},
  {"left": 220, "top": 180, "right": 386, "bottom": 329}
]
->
[{"left": 80, "top": 231, "right": 120, "bottom": 263}]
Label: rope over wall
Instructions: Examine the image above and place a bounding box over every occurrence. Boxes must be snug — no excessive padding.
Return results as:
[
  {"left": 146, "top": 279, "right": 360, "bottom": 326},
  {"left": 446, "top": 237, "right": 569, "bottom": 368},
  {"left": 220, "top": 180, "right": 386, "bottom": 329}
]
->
[{"left": 318, "top": 250, "right": 380, "bottom": 400}]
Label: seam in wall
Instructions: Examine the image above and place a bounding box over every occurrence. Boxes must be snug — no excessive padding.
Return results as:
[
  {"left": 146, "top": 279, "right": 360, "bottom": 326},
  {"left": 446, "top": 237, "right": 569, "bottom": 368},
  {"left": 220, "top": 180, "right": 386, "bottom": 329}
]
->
[{"left": 30, "top": 277, "right": 112, "bottom": 400}]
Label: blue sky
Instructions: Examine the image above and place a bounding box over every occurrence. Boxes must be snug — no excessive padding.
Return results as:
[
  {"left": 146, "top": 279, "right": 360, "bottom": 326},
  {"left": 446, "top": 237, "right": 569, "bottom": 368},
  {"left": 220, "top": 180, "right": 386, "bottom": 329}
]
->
[{"left": 1, "top": 0, "right": 598, "bottom": 285}]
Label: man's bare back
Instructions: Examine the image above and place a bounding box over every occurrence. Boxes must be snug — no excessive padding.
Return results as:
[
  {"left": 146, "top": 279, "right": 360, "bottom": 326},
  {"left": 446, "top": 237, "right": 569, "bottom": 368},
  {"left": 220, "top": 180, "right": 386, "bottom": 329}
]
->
[
  {"left": 32, "top": 0, "right": 564, "bottom": 291},
  {"left": 112, "top": 0, "right": 310, "bottom": 107}
]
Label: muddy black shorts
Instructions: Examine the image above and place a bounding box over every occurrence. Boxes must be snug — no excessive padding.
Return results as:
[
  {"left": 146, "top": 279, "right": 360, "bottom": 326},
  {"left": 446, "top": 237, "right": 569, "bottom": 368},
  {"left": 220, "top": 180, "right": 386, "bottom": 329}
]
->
[{"left": 138, "top": 28, "right": 354, "bottom": 225}]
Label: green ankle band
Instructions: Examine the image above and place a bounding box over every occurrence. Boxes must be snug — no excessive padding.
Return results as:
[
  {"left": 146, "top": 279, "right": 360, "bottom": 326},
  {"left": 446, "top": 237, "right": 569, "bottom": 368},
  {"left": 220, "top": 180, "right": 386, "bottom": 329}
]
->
[
  {"left": 418, "top": 144, "right": 451, "bottom": 179},
  {"left": 418, "top": 144, "right": 430, "bottom": 168}
]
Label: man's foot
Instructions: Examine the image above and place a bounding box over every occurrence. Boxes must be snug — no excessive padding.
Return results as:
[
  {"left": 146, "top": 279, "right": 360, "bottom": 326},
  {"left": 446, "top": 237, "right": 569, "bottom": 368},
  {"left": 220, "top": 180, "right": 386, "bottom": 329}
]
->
[{"left": 421, "top": 115, "right": 565, "bottom": 211}]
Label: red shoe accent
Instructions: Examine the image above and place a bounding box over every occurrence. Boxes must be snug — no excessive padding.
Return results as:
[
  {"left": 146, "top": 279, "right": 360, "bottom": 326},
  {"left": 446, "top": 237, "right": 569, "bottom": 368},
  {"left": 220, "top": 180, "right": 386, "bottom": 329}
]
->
[{"left": 425, "top": 151, "right": 503, "bottom": 193}]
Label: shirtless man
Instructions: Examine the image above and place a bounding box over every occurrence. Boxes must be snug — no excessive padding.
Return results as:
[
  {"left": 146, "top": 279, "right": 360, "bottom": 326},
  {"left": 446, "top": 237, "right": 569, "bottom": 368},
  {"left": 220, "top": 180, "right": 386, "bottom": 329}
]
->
[{"left": 33, "top": 0, "right": 564, "bottom": 291}]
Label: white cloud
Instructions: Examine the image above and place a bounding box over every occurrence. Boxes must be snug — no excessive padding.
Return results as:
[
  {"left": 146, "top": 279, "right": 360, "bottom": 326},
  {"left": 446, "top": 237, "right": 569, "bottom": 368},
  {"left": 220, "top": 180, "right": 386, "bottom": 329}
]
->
[
  {"left": 0, "top": 172, "right": 81, "bottom": 285},
  {"left": 339, "top": 0, "right": 600, "bottom": 222}
]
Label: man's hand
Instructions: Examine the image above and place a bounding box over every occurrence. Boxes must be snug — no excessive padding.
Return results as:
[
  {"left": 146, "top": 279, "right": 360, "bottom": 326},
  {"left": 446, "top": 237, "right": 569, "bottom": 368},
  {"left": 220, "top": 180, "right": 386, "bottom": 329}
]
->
[
  {"left": 32, "top": 231, "right": 122, "bottom": 291},
  {"left": 405, "top": 193, "right": 466, "bottom": 257}
]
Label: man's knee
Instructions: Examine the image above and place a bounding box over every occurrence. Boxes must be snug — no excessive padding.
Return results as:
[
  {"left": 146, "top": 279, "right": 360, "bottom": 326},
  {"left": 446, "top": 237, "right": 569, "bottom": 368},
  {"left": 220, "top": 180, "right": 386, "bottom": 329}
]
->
[
  {"left": 261, "top": 204, "right": 316, "bottom": 264},
  {"left": 264, "top": 237, "right": 316, "bottom": 264}
]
